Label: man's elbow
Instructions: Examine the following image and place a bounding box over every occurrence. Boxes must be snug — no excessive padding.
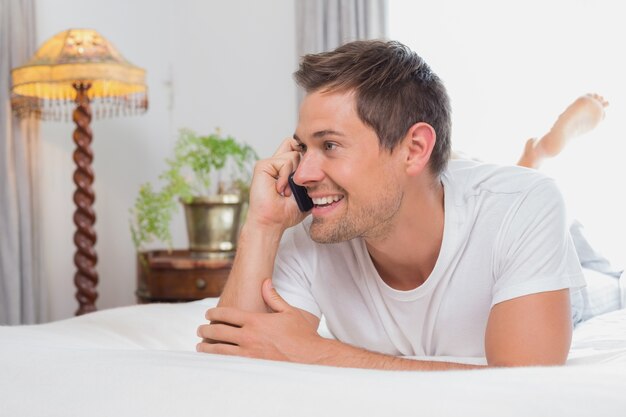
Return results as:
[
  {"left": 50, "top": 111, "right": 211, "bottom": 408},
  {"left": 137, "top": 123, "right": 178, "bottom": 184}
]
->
[{"left": 488, "top": 351, "right": 569, "bottom": 368}]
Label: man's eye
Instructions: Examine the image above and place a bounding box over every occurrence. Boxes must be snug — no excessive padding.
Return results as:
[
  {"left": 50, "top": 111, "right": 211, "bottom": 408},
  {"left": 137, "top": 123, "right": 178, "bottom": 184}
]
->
[
  {"left": 324, "top": 142, "right": 337, "bottom": 151},
  {"left": 296, "top": 143, "right": 307, "bottom": 152}
]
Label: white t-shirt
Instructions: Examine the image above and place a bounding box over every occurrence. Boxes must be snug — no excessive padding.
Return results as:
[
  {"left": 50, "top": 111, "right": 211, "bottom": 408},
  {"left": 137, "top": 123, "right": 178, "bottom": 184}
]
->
[{"left": 272, "top": 159, "right": 585, "bottom": 358}]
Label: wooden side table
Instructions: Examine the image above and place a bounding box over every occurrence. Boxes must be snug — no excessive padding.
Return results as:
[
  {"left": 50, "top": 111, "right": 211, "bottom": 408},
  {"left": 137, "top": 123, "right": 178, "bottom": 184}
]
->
[{"left": 136, "top": 250, "right": 233, "bottom": 303}]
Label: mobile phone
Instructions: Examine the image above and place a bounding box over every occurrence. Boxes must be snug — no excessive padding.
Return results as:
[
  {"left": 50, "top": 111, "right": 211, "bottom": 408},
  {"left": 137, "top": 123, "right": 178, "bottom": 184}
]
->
[{"left": 288, "top": 173, "right": 314, "bottom": 212}]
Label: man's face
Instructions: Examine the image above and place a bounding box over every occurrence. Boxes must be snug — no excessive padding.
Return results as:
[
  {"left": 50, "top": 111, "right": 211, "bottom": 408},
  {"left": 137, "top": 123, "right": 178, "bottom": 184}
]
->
[{"left": 293, "top": 89, "right": 406, "bottom": 243}]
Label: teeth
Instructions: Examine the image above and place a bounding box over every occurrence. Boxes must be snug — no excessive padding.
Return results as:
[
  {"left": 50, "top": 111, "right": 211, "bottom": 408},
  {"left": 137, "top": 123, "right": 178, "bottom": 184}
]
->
[{"left": 312, "top": 195, "right": 342, "bottom": 205}]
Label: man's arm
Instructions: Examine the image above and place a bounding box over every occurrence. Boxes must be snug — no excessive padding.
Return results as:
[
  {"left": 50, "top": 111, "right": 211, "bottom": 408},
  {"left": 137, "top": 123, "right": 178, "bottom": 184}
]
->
[
  {"left": 325, "top": 289, "right": 572, "bottom": 369},
  {"left": 217, "top": 222, "right": 283, "bottom": 312},
  {"left": 199, "top": 281, "right": 572, "bottom": 370},
  {"left": 216, "top": 138, "right": 307, "bottom": 313},
  {"left": 485, "top": 289, "right": 572, "bottom": 366},
  {"left": 200, "top": 279, "right": 483, "bottom": 370},
  {"left": 342, "top": 289, "right": 573, "bottom": 369}
]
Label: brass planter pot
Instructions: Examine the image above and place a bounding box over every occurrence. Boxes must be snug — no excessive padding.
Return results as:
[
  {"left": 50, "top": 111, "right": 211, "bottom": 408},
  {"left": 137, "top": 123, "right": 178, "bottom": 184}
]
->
[{"left": 182, "top": 195, "right": 242, "bottom": 259}]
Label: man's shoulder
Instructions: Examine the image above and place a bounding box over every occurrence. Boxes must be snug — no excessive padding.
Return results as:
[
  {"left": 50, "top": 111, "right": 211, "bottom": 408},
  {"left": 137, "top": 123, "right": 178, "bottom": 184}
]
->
[{"left": 445, "top": 159, "right": 554, "bottom": 196}]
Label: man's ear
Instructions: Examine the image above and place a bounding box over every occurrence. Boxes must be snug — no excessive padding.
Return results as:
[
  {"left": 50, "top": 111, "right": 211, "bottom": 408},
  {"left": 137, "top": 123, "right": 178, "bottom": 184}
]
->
[{"left": 403, "top": 122, "right": 436, "bottom": 176}]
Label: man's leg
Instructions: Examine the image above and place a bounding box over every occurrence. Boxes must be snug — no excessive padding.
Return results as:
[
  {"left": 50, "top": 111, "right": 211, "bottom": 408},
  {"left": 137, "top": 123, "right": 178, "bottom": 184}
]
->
[{"left": 517, "top": 94, "right": 609, "bottom": 168}]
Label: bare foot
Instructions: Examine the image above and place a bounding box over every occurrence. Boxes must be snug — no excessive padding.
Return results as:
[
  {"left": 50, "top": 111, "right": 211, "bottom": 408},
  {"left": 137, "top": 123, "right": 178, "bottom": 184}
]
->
[{"left": 517, "top": 94, "right": 609, "bottom": 168}]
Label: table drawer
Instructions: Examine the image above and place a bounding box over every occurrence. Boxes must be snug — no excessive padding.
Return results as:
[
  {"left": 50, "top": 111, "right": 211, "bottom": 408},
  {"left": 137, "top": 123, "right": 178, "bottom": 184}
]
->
[{"left": 136, "top": 250, "right": 232, "bottom": 303}]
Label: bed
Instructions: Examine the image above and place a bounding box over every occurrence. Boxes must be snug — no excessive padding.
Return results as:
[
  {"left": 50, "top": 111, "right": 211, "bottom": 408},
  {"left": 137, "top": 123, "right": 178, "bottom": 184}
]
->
[
  {"left": 2, "top": 286, "right": 626, "bottom": 417},
  {"left": 2, "top": 217, "right": 624, "bottom": 416}
]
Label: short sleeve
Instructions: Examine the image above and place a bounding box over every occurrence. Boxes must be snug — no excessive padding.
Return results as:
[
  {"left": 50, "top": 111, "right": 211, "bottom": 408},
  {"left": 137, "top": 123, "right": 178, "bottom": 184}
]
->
[
  {"left": 272, "top": 222, "right": 322, "bottom": 318},
  {"left": 491, "top": 179, "right": 586, "bottom": 306}
]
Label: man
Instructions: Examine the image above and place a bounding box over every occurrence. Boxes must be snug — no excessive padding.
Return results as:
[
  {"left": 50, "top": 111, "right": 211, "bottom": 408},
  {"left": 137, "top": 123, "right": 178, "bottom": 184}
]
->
[{"left": 196, "top": 40, "right": 585, "bottom": 370}]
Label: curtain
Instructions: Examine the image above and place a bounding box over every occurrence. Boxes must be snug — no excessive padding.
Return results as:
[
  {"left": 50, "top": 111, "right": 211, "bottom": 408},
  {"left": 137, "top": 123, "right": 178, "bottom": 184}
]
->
[
  {"left": 295, "top": 0, "right": 387, "bottom": 101},
  {"left": 296, "top": 0, "right": 387, "bottom": 56},
  {"left": 0, "top": 0, "right": 44, "bottom": 324}
]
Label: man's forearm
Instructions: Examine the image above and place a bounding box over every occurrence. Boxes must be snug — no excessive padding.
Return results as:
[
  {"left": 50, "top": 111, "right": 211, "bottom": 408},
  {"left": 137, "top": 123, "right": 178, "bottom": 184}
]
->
[
  {"left": 314, "top": 338, "right": 486, "bottom": 371},
  {"left": 217, "top": 222, "right": 284, "bottom": 312}
]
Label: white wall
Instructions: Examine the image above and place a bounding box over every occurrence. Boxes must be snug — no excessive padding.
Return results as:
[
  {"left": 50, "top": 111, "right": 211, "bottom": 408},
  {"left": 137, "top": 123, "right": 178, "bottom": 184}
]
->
[
  {"left": 389, "top": 0, "right": 626, "bottom": 267},
  {"left": 36, "top": 0, "right": 297, "bottom": 321}
]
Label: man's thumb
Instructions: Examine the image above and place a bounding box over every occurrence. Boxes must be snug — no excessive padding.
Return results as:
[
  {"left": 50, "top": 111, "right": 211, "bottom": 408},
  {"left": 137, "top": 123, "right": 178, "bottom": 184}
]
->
[{"left": 261, "top": 278, "right": 289, "bottom": 312}]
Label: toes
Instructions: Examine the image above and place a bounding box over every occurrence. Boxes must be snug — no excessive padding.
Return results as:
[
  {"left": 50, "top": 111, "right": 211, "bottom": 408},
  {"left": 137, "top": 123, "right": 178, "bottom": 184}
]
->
[
  {"left": 587, "top": 93, "right": 609, "bottom": 108},
  {"left": 524, "top": 137, "right": 538, "bottom": 151}
]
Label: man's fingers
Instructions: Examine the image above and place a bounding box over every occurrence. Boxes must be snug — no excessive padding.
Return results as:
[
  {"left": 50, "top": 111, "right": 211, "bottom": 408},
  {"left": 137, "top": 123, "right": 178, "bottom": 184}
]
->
[
  {"left": 197, "top": 323, "right": 242, "bottom": 346},
  {"left": 272, "top": 137, "right": 300, "bottom": 157},
  {"left": 267, "top": 137, "right": 302, "bottom": 195},
  {"left": 205, "top": 307, "right": 248, "bottom": 327},
  {"left": 261, "top": 279, "right": 291, "bottom": 313},
  {"left": 196, "top": 341, "right": 240, "bottom": 356},
  {"left": 275, "top": 159, "right": 297, "bottom": 195},
  {"left": 256, "top": 152, "right": 300, "bottom": 196}
]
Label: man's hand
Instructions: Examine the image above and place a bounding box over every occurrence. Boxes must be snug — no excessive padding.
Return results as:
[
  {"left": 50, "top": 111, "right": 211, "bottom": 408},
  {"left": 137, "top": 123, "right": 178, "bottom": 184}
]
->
[
  {"left": 246, "top": 137, "right": 309, "bottom": 231},
  {"left": 197, "top": 279, "right": 323, "bottom": 363}
]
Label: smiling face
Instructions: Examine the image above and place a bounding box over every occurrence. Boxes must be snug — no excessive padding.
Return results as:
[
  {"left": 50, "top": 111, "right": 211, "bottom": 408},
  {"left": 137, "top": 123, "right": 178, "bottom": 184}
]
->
[{"left": 293, "top": 89, "right": 407, "bottom": 244}]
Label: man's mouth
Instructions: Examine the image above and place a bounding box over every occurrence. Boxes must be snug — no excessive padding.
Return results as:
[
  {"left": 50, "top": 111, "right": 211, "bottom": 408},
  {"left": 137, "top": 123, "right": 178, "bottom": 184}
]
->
[{"left": 311, "top": 195, "right": 344, "bottom": 208}]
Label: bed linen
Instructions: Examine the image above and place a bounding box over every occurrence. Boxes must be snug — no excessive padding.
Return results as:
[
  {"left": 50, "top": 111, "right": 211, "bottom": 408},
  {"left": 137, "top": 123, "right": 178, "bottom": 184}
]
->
[{"left": 1, "top": 298, "right": 626, "bottom": 417}]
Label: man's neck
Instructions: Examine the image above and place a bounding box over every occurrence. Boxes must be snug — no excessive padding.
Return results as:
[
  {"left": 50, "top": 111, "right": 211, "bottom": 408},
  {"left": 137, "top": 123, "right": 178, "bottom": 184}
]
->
[{"left": 365, "top": 179, "right": 445, "bottom": 291}]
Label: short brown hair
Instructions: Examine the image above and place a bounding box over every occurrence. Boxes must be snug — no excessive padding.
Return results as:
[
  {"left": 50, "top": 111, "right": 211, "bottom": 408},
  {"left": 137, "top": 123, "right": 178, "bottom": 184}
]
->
[{"left": 294, "top": 40, "right": 451, "bottom": 177}]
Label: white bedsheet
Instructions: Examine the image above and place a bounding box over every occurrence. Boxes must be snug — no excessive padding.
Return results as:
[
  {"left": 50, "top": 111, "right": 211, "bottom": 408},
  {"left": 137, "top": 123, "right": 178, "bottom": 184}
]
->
[{"left": 1, "top": 299, "right": 626, "bottom": 417}]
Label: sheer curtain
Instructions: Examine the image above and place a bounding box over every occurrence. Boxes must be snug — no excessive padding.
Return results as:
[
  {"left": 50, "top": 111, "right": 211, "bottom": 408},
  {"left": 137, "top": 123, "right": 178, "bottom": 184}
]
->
[
  {"left": 0, "top": 0, "right": 45, "bottom": 324},
  {"left": 296, "top": 0, "right": 387, "bottom": 55},
  {"left": 295, "top": 0, "right": 387, "bottom": 101}
]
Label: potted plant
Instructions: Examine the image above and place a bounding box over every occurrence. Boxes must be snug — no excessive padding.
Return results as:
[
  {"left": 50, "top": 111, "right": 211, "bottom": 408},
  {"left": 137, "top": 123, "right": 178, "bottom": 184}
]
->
[{"left": 130, "top": 128, "right": 258, "bottom": 259}]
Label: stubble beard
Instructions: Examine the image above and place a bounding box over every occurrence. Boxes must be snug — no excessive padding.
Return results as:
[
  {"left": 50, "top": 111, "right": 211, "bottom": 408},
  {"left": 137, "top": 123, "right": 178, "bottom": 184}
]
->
[{"left": 309, "top": 188, "right": 404, "bottom": 244}]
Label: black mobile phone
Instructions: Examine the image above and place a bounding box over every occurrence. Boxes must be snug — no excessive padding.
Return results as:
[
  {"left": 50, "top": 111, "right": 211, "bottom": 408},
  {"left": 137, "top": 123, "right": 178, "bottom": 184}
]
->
[{"left": 288, "top": 173, "right": 314, "bottom": 212}]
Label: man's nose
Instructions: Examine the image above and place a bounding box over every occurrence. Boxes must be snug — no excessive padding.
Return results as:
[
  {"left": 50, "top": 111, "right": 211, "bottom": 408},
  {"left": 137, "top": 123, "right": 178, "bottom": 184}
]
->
[{"left": 293, "top": 151, "right": 324, "bottom": 186}]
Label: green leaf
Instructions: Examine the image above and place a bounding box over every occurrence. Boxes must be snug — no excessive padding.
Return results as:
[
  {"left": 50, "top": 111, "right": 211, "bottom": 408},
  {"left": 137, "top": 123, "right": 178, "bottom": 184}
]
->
[{"left": 129, "top": 127, "right": 258, "bottom": 251}]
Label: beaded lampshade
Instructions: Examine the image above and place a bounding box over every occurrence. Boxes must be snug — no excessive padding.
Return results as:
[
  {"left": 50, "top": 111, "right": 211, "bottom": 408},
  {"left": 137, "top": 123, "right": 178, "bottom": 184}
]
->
[{"left": 11, "top": 28, "right": 147, "bottom": 120}]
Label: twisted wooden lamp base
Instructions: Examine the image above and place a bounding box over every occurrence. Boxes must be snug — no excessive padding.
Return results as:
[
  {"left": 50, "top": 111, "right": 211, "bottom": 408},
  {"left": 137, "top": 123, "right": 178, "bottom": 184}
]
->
[{"left": 72, "top": 82, "right": 98, "bottom": 315}]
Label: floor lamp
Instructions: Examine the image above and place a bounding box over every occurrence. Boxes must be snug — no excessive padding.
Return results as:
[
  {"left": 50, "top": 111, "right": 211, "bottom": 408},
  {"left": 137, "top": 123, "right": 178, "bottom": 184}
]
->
[{"left": 10, "top": 29, "right": 148, "bottom": 315}]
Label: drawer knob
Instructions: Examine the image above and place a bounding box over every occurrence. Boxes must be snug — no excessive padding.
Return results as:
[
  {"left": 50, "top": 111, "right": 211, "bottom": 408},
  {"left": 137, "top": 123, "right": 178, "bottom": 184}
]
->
[{"left": 195, "top": 278, "right": 207, "bottom": 289}]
